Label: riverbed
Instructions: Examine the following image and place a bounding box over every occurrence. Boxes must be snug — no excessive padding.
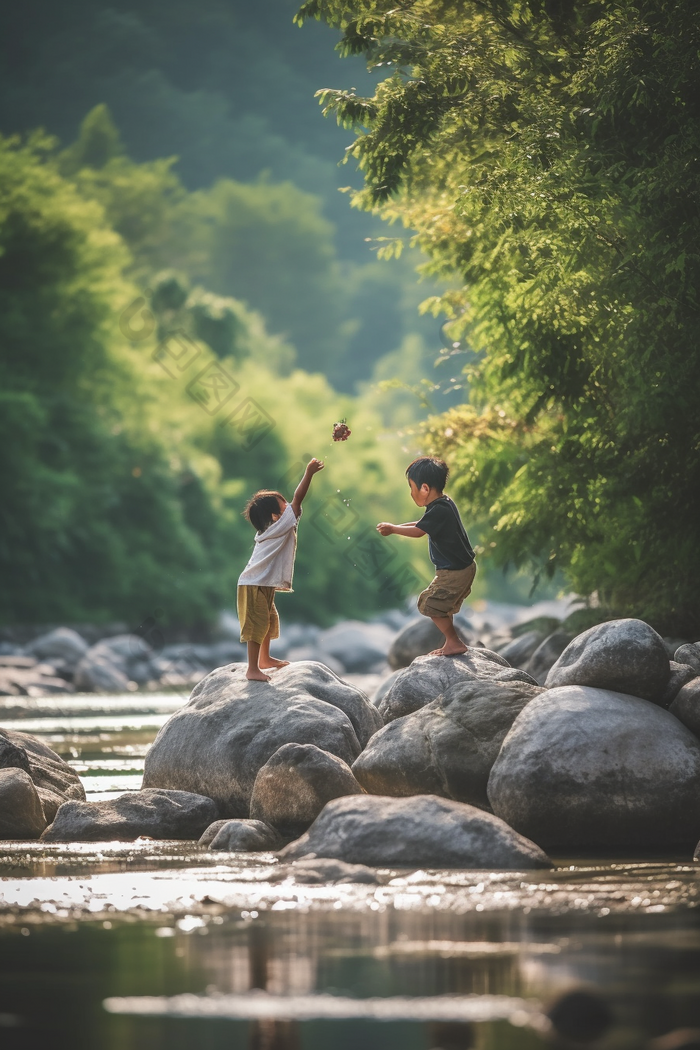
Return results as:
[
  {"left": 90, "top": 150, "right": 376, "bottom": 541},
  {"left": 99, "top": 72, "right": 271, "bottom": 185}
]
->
[{"left": 1, "top": 691, "right": 699, "bottom": 1049}]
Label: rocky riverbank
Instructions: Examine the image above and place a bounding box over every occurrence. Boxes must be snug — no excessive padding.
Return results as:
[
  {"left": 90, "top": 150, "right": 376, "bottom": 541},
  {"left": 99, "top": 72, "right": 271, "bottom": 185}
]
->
[
  {"left": 0, "top": 596, "right": 586, "bottom": 697},
  {"left": 2, "top": 612, "right": 700, "bottom": 865}
]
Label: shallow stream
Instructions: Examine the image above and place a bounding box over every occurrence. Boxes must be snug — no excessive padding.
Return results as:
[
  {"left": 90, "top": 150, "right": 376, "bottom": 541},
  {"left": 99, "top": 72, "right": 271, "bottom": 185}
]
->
[{"left": 1, "top": 692, "right": 699, "bottom": 1049}]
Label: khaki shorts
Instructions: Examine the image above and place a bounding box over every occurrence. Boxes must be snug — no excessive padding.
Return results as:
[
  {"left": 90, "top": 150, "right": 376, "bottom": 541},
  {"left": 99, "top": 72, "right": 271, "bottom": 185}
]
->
[
  {"left": 417, "top": 563, "right": 477, "bottom": 619},
  {"left": 237, "top": 585, "right": 280, "bottom": 645}
]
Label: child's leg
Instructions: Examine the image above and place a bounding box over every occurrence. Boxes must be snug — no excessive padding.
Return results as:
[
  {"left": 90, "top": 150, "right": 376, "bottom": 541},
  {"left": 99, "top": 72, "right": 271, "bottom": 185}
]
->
[
  {"left": 258, "top": 595, "right": 289, "bottom": 670},
  {"left": 418, "top": 565, "right": 476, "bottom": 657},
  {"left": 428, "top": 614, "right": 468, "bottom": 657},
  {"left": 245, "top": 640, "right": 271, "bottom": 681},
  {"left": 259, "top": 627, "right": 289, "bottom": 670},
  {"left": 238, "top": 585, "right": 272, "bottom": 681}
]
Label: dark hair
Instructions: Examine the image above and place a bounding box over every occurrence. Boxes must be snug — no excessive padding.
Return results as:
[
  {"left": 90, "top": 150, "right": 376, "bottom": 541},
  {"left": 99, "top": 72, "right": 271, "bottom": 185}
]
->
[
  {"left": 405, "top": 456, "right": 449, "bottom": 492},
  {"left": 243, "top": 490, "right": 285, "bottom": 533}
]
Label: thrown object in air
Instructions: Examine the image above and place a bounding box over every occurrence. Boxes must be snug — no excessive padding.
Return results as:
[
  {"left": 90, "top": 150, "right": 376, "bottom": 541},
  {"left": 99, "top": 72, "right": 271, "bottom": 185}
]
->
[{"left": 332, "top": 419, "right": 351, "bottom": 442}]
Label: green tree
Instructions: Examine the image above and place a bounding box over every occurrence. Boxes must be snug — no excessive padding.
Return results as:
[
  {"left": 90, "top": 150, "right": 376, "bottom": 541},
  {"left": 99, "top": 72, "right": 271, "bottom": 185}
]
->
[
  {"left": 298, "top": 0, "right": 700, "bottom": 634},
  {"left": 182, "top": 177, "right": 352, "bottom": 373},
  {"left": 0, "top": 130, "right": 423, "bottom": 627}
]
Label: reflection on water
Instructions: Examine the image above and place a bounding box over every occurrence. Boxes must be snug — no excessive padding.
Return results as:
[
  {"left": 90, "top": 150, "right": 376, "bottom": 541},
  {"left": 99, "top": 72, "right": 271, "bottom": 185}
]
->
[
  {"left": 0, "top": 693, "right": 699, "bottom": 1048},
  {"left": 1, "top": 902, "right": 700, "bottom": 1048}
]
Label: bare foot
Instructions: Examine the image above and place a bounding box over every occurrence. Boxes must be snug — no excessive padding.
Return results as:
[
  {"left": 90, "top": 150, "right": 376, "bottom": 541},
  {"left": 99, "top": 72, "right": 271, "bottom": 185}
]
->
[
  {"left": 259, "top": 658, "right": 290, "bottom": 670},
  {"left": 429, "top": 647, "right": 446, "bottom": 656},
  {"left": 246, "top": 668, "right": 271, "bottom": 682},
  {"left": 441, "top": 644, "right": 468, "bottom": 657}
]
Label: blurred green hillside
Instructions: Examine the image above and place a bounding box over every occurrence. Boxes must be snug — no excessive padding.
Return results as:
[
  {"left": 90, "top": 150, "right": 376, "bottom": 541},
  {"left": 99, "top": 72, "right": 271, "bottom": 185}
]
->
[
  {"left": 0, "top": 2, "right": 562, "bottom": 627},
  {"left": 0, "top": 130, "right": 431, "bottom": 627},
  {"left": 0, "top": 0, "right": 449, "bottom": 392}
]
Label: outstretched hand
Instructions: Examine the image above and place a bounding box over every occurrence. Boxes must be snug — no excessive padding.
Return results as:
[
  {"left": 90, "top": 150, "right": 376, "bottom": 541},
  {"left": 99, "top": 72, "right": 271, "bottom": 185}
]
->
[
  {"left": 306, "top": 458, "right": 325, "bottom": 475},
  {"left": 376, "top": 522, "right": 394, "bottom": 536}
]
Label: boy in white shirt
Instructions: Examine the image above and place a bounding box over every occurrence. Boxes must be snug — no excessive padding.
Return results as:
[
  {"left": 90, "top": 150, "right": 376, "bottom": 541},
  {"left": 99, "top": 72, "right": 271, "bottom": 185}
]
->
[{"left": 238, "top": 458, "right": 324, "bottom": 680}]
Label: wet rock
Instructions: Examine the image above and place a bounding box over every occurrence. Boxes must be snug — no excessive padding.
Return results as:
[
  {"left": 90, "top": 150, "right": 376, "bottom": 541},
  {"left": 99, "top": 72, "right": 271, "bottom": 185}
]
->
[
  {"left": 353, "top": 678, "right": 543, "bottom": 809},
  {"left": 317, "top": 621, "right": 395, "bottom": 673},
  {"left": 278, "top": 794, "right": 551, "bottom": 869},
  {"left": 271, "top": 858, "right": 380, "bottom": 885},
  {"left": 42, "top": 789, "right": 218, "bottom": 842},
  {"left": 524, "top": 632, "right": 572, "bottom": 685},
  {"left": 198, "top": 819, "right": 231, "bottom": 846},
  {"left": 545, "top": 618, "right": 670, "bottom": 704},
  {"left": 250, "top": 743, "right": 363, "bottom": 837},
  {"left": 660, "top": 662, "right": 698, "bottom": 707},
  {"left": 669, "top": 678, "right": 700, "bottom": 738},
  {"left": 0, "top": 768, "right": 47, "bottom": 839},
  {"left": 0, "top": 735, "right": 31, "bottom": 773},
  {"left": 25, "top": 627, "right": 88, "bottom": 670},
  {"left": 495, "top": 630, "right": 544, "bottom": 669},
  {"left": 388, "top": 616, "right": 476, "bottom": 670},
  {"left": 488, "top": 685, "right": 700, "bottom": 852},
  {"left": 142, "top": 661, "right": 382, "bottom": 817},
  {"left": 0, "top": 661, "right": 75, "bottom": 697},
  {"left": 1, "top": 729, "right": 84, "bottom": 822},
  {"left": 208, "top": 818, "right": 283, "bottom": 851},
  {"left": 675, "top": 643, "right": 700, "bottom": 674},
  {"left": 377, "top": 650, "right": 531, "bottom": 724}
]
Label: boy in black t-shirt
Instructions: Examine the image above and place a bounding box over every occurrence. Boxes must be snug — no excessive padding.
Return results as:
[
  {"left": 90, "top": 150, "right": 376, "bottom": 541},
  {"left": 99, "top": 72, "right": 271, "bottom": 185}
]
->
[{"left": 376, "top": 457, "right": 476, "bottom": 656}]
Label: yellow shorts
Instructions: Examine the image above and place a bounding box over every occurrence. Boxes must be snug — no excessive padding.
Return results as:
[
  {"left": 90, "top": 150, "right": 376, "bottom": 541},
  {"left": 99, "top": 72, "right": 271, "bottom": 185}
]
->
[
  {"left": 237, "top": 585, "right": 280, "bottom": 645},
  {"left": 417, "top": 563, "right": 477, "bottom": 618}
]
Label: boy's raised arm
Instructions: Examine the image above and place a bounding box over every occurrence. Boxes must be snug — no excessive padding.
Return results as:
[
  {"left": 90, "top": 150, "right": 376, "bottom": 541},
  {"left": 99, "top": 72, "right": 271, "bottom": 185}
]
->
[{"left": 291, "top": 458, "right": 324, "bottom": 518}]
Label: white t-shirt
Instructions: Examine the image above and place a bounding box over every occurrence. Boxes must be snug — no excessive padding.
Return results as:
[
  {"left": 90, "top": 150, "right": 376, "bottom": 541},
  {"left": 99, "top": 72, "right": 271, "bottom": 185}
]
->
[{"left": 238, "top": 503, "right": 301, "bottom": 591}]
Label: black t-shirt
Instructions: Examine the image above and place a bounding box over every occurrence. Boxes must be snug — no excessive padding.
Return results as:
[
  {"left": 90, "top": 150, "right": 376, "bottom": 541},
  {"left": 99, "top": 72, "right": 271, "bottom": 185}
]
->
[{"left": 418, "top": 496, "right": 475, "bottom": 570}]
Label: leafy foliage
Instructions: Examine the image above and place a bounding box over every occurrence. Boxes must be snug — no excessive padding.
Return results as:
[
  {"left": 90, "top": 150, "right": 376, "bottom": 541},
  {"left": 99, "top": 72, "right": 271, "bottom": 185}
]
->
[
  {"left": 0, "top": 0, "right": 446, "bottom": 389},
  {"left": 0, "top": 132, "right": 423, "bottom": 627},
  {"left": 300, "top": 0, "right": 700, "bottom": 633}
]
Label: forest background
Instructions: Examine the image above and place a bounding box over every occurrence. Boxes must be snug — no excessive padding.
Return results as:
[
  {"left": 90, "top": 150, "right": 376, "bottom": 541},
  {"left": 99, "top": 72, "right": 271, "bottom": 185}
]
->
[
  {"left": 3, "top": 0, "right": 694, "bottom": 636},
  {"left": 0, "top": 0, "right": 479, "bottom": 630}
]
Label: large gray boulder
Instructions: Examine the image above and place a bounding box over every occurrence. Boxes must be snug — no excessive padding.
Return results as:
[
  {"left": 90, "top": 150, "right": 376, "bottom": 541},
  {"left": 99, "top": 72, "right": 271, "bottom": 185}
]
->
[
  {"left": 669, "top": 678, "right": 700, "bottom": 738},
  {"left": 377, "top": 650, "right": 535, "bottom": 724},
  {"left": 544, "top": 618, "right": 670, "bottom": 703},
  {"left": 25, "top": 627, "right": 88, "bottom": 671},
  {"left": 207, "top": 819, "right": 282, "bottom": 851},
  {"left": 0, "top": 728, "right": 84, "bottom": 821},
  {"left": 0, "top": 768, "right": 48, "bottom": 839},
  {"left": 353, "top": 678, "right": 543, "bottom": 809},
  {"left": 278, "top": 794, "right": 550, "bottom": 869},
  {"left": 317, "top": 621, "right": 394, "bottom": 673},
  {"left": 388, "top": 616, "right": 476, "bottom": 670},
  {"left": 675, "top": 643, "right": 700, "bottom": 674},
  {"left": 42, "top": 789, "right": 217, "bottom": 842},
  {"left": 495, "top": 631, "right": 544, "bottom": 670},
  {"left": 250, "top": 743, "right": 363, "bottom": 837},
  {"left": 660, "top": 662, "right": 698, "bottom": 707},
  {"left": 488, "top": 685, "right": 700, "bottom": 852},
  {"left": 142, "top": 661, "right": 382, "bottom": 816}
]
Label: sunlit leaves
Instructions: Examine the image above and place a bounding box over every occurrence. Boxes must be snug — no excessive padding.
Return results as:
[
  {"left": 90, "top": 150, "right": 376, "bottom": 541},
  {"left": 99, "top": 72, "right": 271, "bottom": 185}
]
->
[{"left": 302, "top": 0, "right": 700, "bottom": 632}]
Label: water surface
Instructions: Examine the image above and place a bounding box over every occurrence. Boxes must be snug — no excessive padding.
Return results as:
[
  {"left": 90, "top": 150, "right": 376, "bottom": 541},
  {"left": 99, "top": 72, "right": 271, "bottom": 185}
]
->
[{"left": 1, "top": 691, "right": 699, "bottom": 1049}]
